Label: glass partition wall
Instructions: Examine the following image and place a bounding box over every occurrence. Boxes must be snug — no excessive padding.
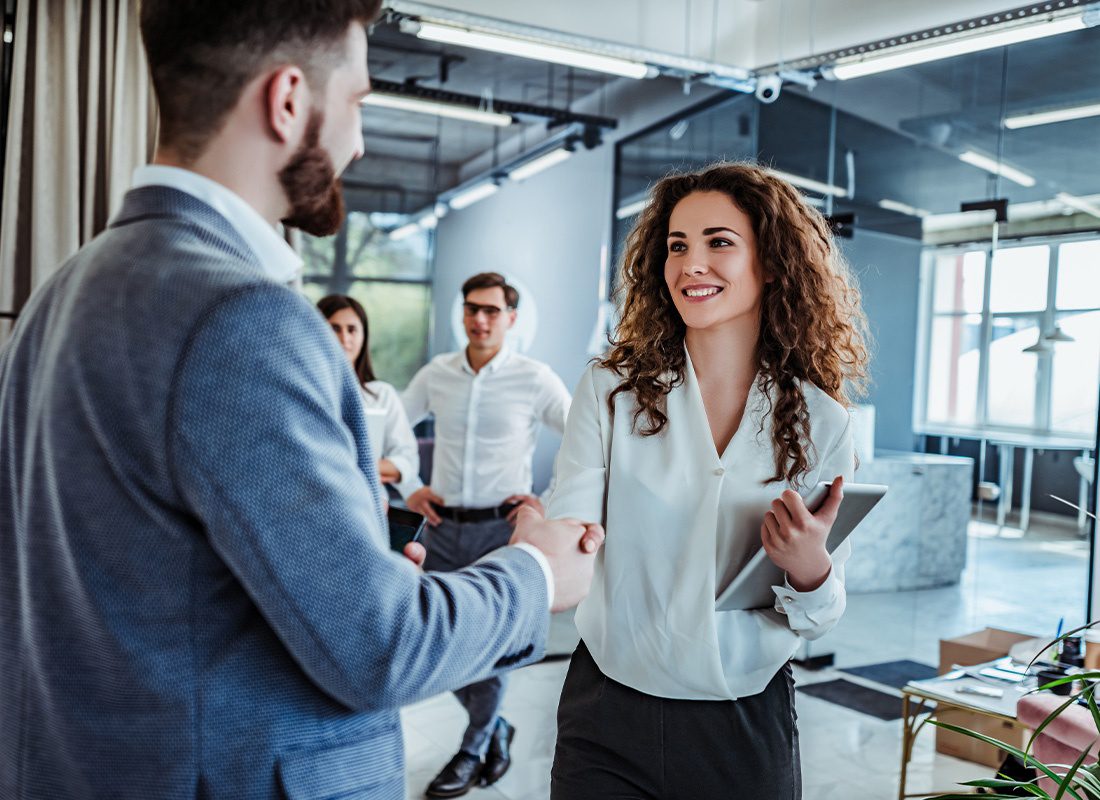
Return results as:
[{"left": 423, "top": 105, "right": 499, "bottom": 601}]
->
[{"left": 613, "top": 24, "right": 1100, "bottom": 669}]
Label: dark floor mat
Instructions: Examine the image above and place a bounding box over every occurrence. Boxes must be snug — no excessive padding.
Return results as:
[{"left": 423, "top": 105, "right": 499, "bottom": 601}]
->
[
  {"left": 839, "top": 659, "right": 939, "bottom": 690},
  {"left": 797, "top": 679, "right": 903, "bottom": 721}
]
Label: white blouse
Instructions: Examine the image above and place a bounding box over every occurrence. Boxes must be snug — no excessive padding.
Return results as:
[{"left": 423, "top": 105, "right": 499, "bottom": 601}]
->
[
  {"left": 361, "top": 380, "right": 420, "bottom": 500},
  {"left": 546, "top": 352, "right": 855, "bottom": 701}
]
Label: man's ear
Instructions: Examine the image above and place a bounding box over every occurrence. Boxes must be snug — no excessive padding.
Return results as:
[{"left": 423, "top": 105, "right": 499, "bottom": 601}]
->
[
  {"left": 506, "top": 309, "right": 517, "bottom": 329},
  {"left": 265, "top": 65, "right": 309, "bottom": 145}
]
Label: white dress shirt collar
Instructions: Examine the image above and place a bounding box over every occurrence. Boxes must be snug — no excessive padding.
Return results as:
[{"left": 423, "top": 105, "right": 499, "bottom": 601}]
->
[
  {"left": 132, "top": 165, "right": 302, "bottom": 285},
  {"left": 461, "top": 344, "right": 512, "bottom": 376}
]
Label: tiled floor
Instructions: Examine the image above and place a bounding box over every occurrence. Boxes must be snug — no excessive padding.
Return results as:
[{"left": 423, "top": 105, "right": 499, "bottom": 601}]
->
[{"left": 402, "top": 508, "right": 1090, "bottom": 799}]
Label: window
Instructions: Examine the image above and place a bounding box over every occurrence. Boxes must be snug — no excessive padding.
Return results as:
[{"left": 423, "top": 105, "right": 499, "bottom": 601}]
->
[
  {"left": 300, "top": 212, "right": 432, "bottom": 389},
  {"left": 918, "top": 236, "right": 1100, "bottom": 442}
]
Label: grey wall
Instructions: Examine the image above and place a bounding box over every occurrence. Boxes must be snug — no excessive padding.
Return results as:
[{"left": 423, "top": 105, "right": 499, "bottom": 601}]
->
[
  {"left": 431, "top": 146, "right": 612, "bottom": 492},
  {"left": 842, "top": 229, "right": 923, "bottom": 452}
]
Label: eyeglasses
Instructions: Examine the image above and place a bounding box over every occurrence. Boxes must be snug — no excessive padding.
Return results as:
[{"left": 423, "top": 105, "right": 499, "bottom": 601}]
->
[{"left": 463, "top": 302, "right": 511, "bottom": 319}]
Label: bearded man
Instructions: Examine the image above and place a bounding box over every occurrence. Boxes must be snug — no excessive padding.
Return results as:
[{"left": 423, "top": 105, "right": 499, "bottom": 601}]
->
[{"left": 0, "top": 3, "right": 604, "bottom": 798}]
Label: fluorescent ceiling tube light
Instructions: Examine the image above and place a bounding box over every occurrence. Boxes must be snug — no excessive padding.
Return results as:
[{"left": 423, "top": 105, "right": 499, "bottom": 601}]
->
[
  {"left": 769, "top": 168, "right": 848, "bottom": 198},
  {"left": 878, "top": 198, "right": 930, "bottom": 217},
  {"left": 448, "top": 182, "right": 499, "bottom": 211},
  {"left": 389, "top": 222, "right": 421, "bottom": 241},
  {"left": 417, "top": 213, "right": 438, "bottom": 230},
  {"left": 1005, "top": 101, "right": 1100, "bottom": 129},
  {"left": 615, "top": 198, "right": 650, "bottom": 219},
  {"left": 363, "top": 93, "right": 513, "bottom": 127},
  {"left": 827, "top": 14, "right": 1088, "bottom": 80},
  {"left": 1056, "top": 192, "right": 1100, "bottom": 219},
  {"left": 413, "top": 21, "right": 654, "bottom": 80},
  {"left": 508, "top": 147, "right": 573, "bottom": 182},
  {"left": 958, "top": 150, "right": 1036, "bottom": 187}
]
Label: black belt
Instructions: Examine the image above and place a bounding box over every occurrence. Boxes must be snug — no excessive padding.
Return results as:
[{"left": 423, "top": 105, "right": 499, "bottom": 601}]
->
[{"left": 432, "top": 503, "right": 518, "bottom": 524}]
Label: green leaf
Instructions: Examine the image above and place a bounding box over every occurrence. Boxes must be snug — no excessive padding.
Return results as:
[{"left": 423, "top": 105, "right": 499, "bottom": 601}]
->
[
  {"left": 930, "top": 720, "right": 1084, "bottom": 799},
  {"left": 962, "top": 777, "right": 1051, "bottom": 796}
]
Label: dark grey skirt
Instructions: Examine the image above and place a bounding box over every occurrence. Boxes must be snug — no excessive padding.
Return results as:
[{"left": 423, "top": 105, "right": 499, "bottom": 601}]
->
[{"left": 551, "top": 642, "right": 801, "bottom": 800}]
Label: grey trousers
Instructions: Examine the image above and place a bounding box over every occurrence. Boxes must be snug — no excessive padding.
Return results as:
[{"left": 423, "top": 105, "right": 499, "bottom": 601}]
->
[
  {"left": 421, "top": 516, "right": 515, "bottom": 756},
  {"left": 552, "top": 642, "right": 802, "bottom": 800}
]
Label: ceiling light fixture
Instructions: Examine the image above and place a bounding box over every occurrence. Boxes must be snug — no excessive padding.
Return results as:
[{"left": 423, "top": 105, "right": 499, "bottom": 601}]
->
[
  {"left": 448, "top": 181, "right": 500, "bottom": 211},
  {"left": 363, "top": 93, "right": 513, "bottom": 127},
  {"left": 410, "top": 21, "right": 655, "bottom": 80},
  {"left": 1022, "top": 337, "right": 1052, "bottom": 354},
  {"left": 769, "top": 168, "right": 848, "bottom": 198},
  {"left": 825, "top": 10, "right": 1090, "bottom": 80},
  {"left": 1056, "top": 192, "right": 1100, "bottom": 220},
  {"left": 878, "top": 198, "right": 930, "bottom": 217},
  {"left": 615, "top": 198, "right": 650, "bottom": 220},
  {"left": 957, "top": 151, "right": 1036, "bottom": 187},
  {"left": 507, "top": 146, "right": 573, "bottom": 182},
  {"left": 389, "top": 222, "right": 421, "bottom": 241},
  {"left": 1005, "top": 101, "right": 1100, "bottom": 129},
  {"left": 1045, "top": 326, "right": 1076, "bottom": 343}
]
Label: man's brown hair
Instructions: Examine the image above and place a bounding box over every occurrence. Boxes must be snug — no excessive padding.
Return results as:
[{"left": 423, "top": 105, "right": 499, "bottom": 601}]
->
[
  {"left": 462, "top": 272, "right": 520, "bottom": 309},
  {"left": 139, "top": 1, "right": 382, "bottom": 162}
]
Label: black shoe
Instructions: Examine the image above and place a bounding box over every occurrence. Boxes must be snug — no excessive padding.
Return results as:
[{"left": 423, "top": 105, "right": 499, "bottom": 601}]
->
[
  {"left": 426, "top": 751, "right": 483, "bottom": 798},
  {"left": 480, "top": 718, "right": 515, "bottom": 786}
]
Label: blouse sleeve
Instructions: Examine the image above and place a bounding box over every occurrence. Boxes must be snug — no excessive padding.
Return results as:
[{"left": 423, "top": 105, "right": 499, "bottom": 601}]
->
[
  {"left": 771, "top": 416, "right": 855, "bottom": 641},
  {"left": 545, "top": 364, "right": 610, "bottom": 525}
]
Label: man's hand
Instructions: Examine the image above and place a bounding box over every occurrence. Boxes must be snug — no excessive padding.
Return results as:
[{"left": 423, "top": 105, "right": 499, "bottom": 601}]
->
[
  {"left": 761, "top": 475, "right": 844, "bottom": 592},
  {"left": 503, "top": 494, "right": 544, "bottom": 523},
  {"left": 378, "top": 458, "right": 401, "bottom": 485},
  {"left": 406, "top": 486, "right": 444, "bottom": 526},
  {"left": 403, "top": 541, "right": 426, "bottom": 572},
  {"left": 510, "top": 505, "right": 605, "bottom": 612}
]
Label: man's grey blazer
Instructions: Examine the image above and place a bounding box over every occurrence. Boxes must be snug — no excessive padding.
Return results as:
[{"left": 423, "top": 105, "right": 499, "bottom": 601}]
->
[{"left": 0, "top": 187, "right": 550, "bottom": 799}]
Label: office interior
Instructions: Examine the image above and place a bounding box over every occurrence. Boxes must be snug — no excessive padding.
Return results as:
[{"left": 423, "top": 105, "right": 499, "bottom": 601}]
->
[{"left": 0, "top": 0, "right": 1098, "bottom": 798}]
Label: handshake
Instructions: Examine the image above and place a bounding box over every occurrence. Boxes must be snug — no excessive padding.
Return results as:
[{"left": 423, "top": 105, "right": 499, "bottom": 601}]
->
[
  {"left": 510, "top": 506, "right": 605, "bottom": 613},
  {"left": 403, "top": 505, "right": 604, "bottom": 613}
]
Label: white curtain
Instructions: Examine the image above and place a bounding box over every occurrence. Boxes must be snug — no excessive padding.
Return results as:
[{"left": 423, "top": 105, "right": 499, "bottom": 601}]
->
[{"left": 0, "top": 0, "right": 157, "bottom": 341}]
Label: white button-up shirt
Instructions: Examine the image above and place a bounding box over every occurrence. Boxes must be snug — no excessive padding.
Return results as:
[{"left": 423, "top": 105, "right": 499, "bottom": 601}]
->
[
  {"left": 547, "top": 352, "right": 855, "bottom": 701},
  {"left": 401, "top": 347, "right": 571, "bottom": 508},
  {"left": 131, "top": 165, "right": 302, "bottom": 285}
]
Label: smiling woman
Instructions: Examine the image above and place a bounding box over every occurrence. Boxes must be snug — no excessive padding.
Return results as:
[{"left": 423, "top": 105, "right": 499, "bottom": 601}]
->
[{"left": 547, "top": 161, "right": 872, "bottom": 799}]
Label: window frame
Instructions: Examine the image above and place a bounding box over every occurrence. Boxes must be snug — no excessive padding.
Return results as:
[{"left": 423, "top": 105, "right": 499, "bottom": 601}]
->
[{"left": 914, "top": 231, "right": 1100, "bottom": 446}]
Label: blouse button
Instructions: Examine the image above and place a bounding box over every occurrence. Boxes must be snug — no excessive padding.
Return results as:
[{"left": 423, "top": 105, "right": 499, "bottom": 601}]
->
[{"left": 713, "top": 467, "right": 725, "bottom": 476}]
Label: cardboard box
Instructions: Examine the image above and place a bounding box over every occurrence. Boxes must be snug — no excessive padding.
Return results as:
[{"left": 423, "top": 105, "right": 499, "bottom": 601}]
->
[
  {"left": 936, "top": 627, "right": 1036, "bottom": 767},
  {"left": 938, "top": 627, "right": 1036, "bottom": 675},
  {"left": 936, "top": 706, "right": 1025, "bottom": 768}
]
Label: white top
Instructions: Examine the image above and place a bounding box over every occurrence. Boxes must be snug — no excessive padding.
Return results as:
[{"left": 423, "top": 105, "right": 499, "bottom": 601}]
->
[
  {"left": 401, "top": 346, "right": 571, "bottom": 508},
  {"left": 132, "top": 165, "right": 302, "bottom": 285},
  {"left": 547, "top": 353, "right": 855, "bottom": 701},
  {"left": 361, "top": 381, "right": 420, "bottom": 500}
]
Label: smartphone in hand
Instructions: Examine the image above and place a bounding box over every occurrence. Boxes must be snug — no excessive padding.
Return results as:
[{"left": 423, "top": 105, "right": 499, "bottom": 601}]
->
[{"left": 387, "top": 506, "right": 427, "bottom": 553}]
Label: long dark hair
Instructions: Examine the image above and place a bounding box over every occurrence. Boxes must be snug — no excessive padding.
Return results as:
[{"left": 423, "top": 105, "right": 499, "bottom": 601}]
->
[
  {"left": 602, "top": 161, "right": 870, "bottom": 485},
  {"left": 317, "top": 294, "right": 378, "bottom": 394}
]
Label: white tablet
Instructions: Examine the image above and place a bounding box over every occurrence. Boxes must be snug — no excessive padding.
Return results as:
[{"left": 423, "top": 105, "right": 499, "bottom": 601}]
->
[
  {"left": 714, "top": 481, "right": 888, "bottom": 612},
  {"left": 363, "top": 408, "right": 387, "bottom": 455}
]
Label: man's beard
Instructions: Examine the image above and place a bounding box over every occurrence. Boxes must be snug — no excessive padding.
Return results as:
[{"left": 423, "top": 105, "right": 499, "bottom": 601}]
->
[{"left": 279, "top": 111, "right": 346, "bottom": 237}]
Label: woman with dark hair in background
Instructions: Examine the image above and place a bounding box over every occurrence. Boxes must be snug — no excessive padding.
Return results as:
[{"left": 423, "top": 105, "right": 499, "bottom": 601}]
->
[
  {"left": 318, "top": 294, "right": 419, "bottom": 499},
  {"left": 547, "top": 162, "right": 871, "bottom": 798}
]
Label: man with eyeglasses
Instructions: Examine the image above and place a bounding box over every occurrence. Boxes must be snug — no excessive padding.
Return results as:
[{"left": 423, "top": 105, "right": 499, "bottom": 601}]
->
[{"left": 402, "top": 271, "right": 571, "bottom": 798}]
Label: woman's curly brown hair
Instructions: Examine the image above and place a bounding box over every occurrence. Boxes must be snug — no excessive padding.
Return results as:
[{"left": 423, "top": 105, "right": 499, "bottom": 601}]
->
[{"left": 601, "top": 161, "right": 870, "bottom": 485}]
